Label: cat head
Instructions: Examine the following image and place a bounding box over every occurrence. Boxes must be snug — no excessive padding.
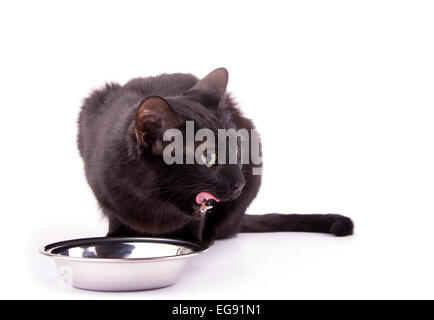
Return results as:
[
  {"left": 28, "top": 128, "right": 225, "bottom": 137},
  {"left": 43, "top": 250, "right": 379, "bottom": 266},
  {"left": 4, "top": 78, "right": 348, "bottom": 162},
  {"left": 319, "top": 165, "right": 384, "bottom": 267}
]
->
[{"left": 133, "top": 68, "right": 247, "bottom": 216}]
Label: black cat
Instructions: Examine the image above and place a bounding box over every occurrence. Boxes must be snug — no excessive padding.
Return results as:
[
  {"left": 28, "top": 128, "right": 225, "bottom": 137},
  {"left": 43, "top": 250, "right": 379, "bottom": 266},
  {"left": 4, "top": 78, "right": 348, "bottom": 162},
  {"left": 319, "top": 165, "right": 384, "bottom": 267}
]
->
[{"left": 78, "top": 68, "right": 353, "bottom": 245}]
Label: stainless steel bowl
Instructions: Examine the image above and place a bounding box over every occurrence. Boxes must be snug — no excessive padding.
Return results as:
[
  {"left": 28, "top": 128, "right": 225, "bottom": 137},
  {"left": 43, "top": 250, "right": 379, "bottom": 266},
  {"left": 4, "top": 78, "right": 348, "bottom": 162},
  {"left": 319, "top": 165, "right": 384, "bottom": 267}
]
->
[{"left": 40, "top": 237, "right": 207, "bottom": 291}]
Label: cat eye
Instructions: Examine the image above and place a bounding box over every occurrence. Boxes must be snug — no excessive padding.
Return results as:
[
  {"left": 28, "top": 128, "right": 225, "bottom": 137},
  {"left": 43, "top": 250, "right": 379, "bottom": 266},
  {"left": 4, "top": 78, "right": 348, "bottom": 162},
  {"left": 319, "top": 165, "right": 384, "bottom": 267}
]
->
[{"left": 201, "top": 153, "right": 216, "bottom": 168}]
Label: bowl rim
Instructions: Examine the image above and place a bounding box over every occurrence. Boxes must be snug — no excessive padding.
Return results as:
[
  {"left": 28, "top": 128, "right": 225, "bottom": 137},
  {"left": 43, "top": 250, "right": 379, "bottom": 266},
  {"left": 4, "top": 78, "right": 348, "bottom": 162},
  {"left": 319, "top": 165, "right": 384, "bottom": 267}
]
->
[{"left": 39, "top": 236, "right": 209, "bottom": 263}]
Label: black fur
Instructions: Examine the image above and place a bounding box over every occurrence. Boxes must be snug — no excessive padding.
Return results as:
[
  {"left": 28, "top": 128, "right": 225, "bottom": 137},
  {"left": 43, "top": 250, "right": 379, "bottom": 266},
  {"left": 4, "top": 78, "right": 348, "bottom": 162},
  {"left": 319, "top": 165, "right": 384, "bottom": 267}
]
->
[{"left": 78, "top": 68, "right": 353, "bottom": 246}]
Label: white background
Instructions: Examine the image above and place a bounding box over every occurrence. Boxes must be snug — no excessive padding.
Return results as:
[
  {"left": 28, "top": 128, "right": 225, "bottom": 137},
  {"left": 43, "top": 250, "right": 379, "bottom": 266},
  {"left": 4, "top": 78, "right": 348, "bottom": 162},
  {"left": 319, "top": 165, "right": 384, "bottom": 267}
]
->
[{"left": 1, "top": 0, "right": 433, "bottom": 299}]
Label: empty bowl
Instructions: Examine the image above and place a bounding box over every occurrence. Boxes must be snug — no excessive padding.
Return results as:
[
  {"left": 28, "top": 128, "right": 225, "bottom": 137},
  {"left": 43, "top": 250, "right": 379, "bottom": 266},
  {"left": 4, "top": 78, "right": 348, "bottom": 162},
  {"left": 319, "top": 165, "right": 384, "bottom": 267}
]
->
[{"left": 40, "top": 237, "right": 207, "bottom": 291}]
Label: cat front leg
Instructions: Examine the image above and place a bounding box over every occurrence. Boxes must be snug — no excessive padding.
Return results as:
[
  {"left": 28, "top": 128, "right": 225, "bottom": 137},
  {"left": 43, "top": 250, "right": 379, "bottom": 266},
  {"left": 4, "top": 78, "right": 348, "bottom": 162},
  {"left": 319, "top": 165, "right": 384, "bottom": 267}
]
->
[
  {"left": 202, "top": 202, "right": 248, "bottom": 241},
  {"left": 100, "top": 196, "right": 196, "bottom": 236}
]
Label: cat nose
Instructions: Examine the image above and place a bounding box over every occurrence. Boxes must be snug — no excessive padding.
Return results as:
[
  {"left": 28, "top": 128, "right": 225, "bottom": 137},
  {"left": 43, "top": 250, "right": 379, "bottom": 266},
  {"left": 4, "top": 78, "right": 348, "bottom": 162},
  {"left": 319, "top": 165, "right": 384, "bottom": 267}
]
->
[{"left": 230, "top": 182, "right": 245, "bottom": 192}]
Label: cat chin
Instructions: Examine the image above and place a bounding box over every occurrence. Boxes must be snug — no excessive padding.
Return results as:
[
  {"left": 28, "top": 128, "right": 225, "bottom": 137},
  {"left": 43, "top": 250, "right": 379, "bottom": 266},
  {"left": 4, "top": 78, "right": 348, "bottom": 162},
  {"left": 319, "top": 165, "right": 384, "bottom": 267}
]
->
[
  {"left": 191, "top": 206, "right": 211, "bottom": 220},
  {"left": 189, "top": 194, "right": 239, "bottom": 220}
]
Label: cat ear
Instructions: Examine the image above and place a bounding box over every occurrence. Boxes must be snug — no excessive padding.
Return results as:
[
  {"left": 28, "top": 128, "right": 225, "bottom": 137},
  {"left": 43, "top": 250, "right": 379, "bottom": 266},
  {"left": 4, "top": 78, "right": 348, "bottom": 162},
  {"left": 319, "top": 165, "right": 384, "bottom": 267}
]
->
[
  {"left": 184, "top": 67, "right": 229, "bottom": 109},
  {"left": 135, "top": 96, "right": 182, "bottom": 155}
]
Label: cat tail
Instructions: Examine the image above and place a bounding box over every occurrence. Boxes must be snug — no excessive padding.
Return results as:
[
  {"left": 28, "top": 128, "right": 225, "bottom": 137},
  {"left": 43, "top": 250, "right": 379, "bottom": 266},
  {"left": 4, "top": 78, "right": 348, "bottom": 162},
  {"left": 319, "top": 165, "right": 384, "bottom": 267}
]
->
[{"left": 240, "top": 213, "right": 354, "bottom": 237}]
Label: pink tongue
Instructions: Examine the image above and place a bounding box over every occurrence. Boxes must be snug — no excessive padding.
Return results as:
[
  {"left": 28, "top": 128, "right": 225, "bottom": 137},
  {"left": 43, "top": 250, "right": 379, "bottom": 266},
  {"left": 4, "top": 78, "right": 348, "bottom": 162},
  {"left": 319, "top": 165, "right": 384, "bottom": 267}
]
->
[{"left": 196, "top": 192, "right": 220, "bottom": 204}]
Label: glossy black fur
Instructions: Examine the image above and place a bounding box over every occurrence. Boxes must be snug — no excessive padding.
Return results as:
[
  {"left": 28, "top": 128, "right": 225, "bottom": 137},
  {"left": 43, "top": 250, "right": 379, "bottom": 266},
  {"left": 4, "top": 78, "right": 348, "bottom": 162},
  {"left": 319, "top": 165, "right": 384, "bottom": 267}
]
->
[{"left": 78, "top": 69, "right": 353, "bottom": 246}]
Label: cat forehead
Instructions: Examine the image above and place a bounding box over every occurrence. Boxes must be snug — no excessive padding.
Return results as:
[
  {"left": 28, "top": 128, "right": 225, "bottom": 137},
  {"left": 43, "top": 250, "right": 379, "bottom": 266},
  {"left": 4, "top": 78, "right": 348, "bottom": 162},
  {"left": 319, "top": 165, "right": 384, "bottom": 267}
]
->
[{"left": 167, "top": 97, "right": 235, "bottom": 130}]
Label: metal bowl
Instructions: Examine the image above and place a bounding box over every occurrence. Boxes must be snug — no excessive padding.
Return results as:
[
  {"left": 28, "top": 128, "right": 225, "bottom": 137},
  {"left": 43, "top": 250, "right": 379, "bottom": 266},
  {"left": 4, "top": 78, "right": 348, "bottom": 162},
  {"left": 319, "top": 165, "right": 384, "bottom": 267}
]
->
[{"left": 40, "top": 237, "right": 208, "bottom": 291}]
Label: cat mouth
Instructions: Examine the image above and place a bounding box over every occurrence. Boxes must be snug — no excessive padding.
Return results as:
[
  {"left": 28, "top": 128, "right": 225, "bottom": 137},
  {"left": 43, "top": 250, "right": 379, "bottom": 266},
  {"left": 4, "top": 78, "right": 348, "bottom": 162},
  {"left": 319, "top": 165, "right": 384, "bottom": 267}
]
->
[{"left": 195, "top": 192, "right": 220, "bottom": 215}]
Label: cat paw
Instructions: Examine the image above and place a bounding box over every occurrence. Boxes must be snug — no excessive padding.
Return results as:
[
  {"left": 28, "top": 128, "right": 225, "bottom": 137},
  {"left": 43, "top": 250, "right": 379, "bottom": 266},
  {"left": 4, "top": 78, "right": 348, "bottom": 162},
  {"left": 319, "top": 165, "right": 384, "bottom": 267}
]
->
[{"left": 329, "top": 215, "right": 354, "bottom": 237}]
